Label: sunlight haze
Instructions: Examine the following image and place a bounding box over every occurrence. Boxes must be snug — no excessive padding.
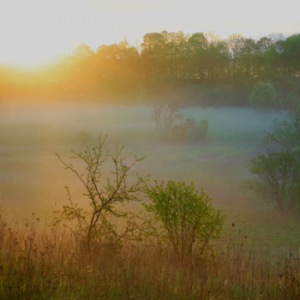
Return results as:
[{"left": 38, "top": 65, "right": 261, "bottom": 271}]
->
[
  {"left": 0, "top": 0, "right": 299, "bottom": 66},
  {"left": 2, "top": 0, "right": 300, "bottom": 296}
]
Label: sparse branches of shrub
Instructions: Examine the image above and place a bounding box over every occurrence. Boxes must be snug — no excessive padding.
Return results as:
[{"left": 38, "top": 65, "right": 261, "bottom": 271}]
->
[
  {"left": 56, "top": 135, "right": 150, "bottom": 255},
  {"left": 249, "top": 105, "right": 300, "bottom": 215},
  {"left": 152, "top": 105, "right": 209, "bottom": 144},
  {"left": 143, "top": 180, "right": 225, "bottom": 261},
  {"left": 152, "top": 104, "right": 182, "bottom": 141},
  {"left": 262, "top": 120, "right": 300, "bottom": 151},
  {"left": 260, "top": 105, "right": 300, "bottom": 153},
  {"left": 171, "top": 118, "right": 208, "bottom": 143},
  {"left": 248, "top": 150, "right": 300, "bottom": 215}
]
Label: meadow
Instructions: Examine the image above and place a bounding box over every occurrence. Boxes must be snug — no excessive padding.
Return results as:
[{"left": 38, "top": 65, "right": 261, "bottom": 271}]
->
[
  {"left": 1, "top": 102, "right": 300, "bottom": 299},
  {"left": 0, "top": 102, "right": 298, "bottom": 248}
]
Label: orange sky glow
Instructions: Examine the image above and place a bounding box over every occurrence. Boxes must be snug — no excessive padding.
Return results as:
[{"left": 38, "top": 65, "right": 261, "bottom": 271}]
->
[{"left": 0, "top": 0, "right": 299, "bottom": 66}]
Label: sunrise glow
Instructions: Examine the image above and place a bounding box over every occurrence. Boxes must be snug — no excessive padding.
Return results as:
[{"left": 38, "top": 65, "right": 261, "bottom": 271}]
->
[{"left": 0, "top": 0, "right": 299, "bottom": 66}]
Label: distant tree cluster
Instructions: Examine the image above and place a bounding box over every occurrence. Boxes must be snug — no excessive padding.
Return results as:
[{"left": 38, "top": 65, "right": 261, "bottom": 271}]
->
[
  {"left": 249, "top": 82, "right": 277, "bottom": 108},
  {"left": 0, "top": 31, "right": 300, "bottom": 106},
  {"left": 152, "top": 104, "right": 208, "bottom": 143}
]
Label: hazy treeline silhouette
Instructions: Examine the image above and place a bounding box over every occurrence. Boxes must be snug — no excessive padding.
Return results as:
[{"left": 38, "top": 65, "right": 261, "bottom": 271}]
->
[{"left": 1, "top": 31, "right": 300, "bottom": 105}]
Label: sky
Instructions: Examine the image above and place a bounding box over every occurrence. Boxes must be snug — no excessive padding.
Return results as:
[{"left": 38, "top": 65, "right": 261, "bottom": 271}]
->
[{"left": 0, "top": 0, "right": 299, "bottom": 66}]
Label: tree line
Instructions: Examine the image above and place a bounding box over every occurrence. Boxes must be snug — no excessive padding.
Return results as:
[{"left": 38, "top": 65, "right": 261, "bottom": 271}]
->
[{"left": 1, "top": 31, "right": 300, "bottom": 106}]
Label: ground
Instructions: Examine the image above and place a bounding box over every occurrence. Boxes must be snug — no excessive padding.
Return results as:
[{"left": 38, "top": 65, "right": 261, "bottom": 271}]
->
[{"left": 0, "top": 102, "right": 298, "bottom": 253}]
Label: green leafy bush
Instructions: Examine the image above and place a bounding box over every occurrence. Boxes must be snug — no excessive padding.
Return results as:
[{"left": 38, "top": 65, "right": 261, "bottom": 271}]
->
[
  {"left": 248, "top": 150, "right": 300, "bottom": 215},
  {"left": 249, "top": 81, "right": 277, "bottom": 108},
  {"left": 143, "top": 180, "right": 225, "bottom": 261}
]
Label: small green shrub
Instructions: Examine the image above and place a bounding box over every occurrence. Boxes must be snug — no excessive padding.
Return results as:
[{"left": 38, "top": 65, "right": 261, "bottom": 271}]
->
[
  {"left": 249, "top": 81, "right": 277, "bottom": 108},
  {"left": 248, "top": 150, "right": 300, "bottom": 215},
  {"left": 143, "top": 180, "right": 225, "bottom": 261}
]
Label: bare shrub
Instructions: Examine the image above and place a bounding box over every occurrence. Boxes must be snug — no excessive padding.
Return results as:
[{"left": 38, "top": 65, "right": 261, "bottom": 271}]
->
[
  {"left": 56, "top": 135, "right": 149, "bottom": 257},
  {"left": 152, "top": 104, "right": 182, "bottom": 141},
  {"left": 171, "top": 118, "right": 208, "bottom": 143}
]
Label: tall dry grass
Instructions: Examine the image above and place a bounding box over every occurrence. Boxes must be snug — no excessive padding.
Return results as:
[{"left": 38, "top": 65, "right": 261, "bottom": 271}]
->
[{"left": 0, "top": 213, "right": 299, "bottom": 300}]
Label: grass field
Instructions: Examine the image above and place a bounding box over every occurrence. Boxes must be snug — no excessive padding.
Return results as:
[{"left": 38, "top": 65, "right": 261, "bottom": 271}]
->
[
  {"left": 0, "top": 102, "right": 297, "bottom": 252},
  {"left": 2, "top": 102, "right": 300, "bottom": 299}
]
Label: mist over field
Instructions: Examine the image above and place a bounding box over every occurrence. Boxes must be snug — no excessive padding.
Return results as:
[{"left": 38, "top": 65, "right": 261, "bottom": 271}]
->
[
  {"left": 1, "top": 20, "right": 300, "bottom": 297},
  {"left": 0, "top": 102, "right": 287, "bottom": 211}
]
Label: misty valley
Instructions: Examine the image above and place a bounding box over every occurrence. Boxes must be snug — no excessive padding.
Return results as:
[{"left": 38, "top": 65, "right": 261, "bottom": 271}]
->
[
  {"left": 1, "top": 27, "right": 300, "bottom": 299},
  {"left": 1, "top": 102, "right": 298, "bottom": 246}
]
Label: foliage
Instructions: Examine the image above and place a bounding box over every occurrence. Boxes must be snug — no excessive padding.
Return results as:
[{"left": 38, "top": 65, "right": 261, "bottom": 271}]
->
[
  {"left": 143, "top": 180, "right": 225, "bottom": 260},
  {"left": 249, "top": 81, "right": 277, "bottom": 108},
  {"left": 171, "top": 118, "right": 208, "bottom": 143},
  {"left": 249, "top": 107, "right": 300, "bottom": 215},
  {"left": 263, "top": 118, "right": 300, "bottom": 151},
  {"left": 248, "top": 150, "right": 300, "bottom": 215},
  {"left": 1, "top": 31, "right": 300, "bottom": 105},
  {"left": 56, "top": 135, "right": 149, "bottom": 255},
  {"left": 152, "top": 104, "right": 182, "bottom": 141}
]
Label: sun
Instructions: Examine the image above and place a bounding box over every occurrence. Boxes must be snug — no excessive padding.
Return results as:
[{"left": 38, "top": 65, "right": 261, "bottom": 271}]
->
[
  {"left": 0, "top": 44, "right": 61, "bottom": 67},
  {"left": 0, "top": 0, "right": 89, "bottom": 67},
  {"left": 0, "top": 0, "right": 122, "bottom": 67},
  {"left": 0, "top": 0, "right": 299, "bottom": 67}
]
